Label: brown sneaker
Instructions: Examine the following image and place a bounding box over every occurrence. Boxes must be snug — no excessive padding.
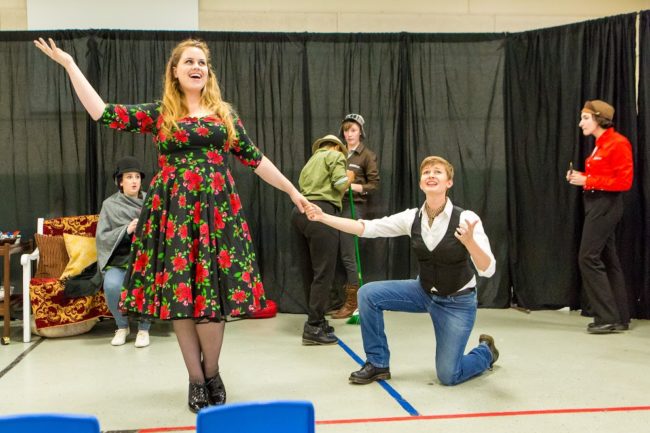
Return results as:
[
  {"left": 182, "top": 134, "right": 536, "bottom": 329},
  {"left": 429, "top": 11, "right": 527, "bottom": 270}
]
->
[{"left": 479, "top": 334, "right": 499, "bottom": 369}]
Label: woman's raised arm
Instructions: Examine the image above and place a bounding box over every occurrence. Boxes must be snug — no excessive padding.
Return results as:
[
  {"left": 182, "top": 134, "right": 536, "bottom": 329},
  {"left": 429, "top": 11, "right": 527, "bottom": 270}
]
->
[{"left": 34, "top": 38, "right": 106, "bottom": 120}]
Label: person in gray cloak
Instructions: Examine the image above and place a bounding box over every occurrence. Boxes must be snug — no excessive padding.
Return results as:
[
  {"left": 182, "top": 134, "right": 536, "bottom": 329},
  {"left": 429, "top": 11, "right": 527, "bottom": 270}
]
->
[{"left": 97, "top": 156, "right": 151, "bottom": 348}]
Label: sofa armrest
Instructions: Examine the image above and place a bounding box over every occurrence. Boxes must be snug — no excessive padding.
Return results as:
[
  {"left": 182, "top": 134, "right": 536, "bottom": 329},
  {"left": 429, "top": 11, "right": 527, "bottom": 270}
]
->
[
  {"left": 20, "top": 248, "right": 39, "bottom": 266},
  {"left": 20, "top": 248, "right": 38, "bottom": 343}
]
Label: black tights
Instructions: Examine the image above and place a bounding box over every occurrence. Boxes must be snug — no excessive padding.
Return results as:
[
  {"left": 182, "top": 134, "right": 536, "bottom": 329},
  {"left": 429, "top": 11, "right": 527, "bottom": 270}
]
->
[{"left": 173, "top": 319, "right": 225, "bottom": 383}]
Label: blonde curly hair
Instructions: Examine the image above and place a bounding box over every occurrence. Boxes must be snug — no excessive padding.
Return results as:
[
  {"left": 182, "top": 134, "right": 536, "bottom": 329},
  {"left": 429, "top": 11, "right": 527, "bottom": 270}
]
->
[{"left": 160, "top": 39, "right": 236, "bottom": 144}]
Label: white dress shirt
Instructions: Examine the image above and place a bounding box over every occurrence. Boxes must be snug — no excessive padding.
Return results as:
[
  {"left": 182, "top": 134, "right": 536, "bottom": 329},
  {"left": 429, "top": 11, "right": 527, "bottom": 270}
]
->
[{"left": 360, "top": 198, "right": 496, "bottom": 292}]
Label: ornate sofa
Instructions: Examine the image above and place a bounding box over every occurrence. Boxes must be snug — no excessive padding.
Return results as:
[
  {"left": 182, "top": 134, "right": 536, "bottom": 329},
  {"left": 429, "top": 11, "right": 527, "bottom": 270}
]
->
[{"left": 20, "top": 215, "right": 111, "bottom": 342}]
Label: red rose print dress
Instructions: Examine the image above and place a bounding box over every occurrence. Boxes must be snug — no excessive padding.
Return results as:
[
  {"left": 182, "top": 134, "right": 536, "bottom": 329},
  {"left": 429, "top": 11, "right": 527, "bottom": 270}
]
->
[{"left": 101, "top": 102, "right": 266, "bottom": 321}]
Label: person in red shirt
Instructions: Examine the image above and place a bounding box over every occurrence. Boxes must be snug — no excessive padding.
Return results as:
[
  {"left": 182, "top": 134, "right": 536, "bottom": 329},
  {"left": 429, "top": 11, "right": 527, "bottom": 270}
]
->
[{"left": 566, "top": 100, "right": 633, "bottom": 334}]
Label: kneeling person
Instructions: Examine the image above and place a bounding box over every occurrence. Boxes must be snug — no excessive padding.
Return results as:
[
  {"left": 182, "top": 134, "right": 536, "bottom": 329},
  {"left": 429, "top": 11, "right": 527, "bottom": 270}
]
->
[{"left": 306, "top": 156, "right": 498, "bottom": 385}]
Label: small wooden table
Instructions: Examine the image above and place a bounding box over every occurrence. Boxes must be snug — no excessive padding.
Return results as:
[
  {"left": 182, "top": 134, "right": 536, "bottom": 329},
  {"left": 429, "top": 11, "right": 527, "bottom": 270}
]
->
[{"left": 1, "top": 240, "right": 33, "bottom": 345}]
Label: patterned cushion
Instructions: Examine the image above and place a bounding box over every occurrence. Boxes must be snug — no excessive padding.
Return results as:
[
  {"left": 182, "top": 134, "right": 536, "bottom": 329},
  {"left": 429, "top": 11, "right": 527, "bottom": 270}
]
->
[
  {"left": 43, "top": 215, "right": 99, "bottom": 237},
  {"left": 29, "top": 277, "right": 111, "bottom": 335},
  {"left": 34, "top": 234, "right": 69, "bottom": 279},
  {"left": 60, "top": 233, "right": 97, "bottom": 279}
]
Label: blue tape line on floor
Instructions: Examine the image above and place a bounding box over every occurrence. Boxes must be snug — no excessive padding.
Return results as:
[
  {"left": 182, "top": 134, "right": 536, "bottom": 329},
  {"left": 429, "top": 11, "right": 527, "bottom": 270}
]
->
[{"left": 337, "top": 338, "right": 420, "bottom": 416}]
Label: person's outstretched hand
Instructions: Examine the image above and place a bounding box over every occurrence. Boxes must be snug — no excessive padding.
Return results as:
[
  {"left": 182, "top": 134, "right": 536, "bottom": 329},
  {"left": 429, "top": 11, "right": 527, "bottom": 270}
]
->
[{"left": 34, "top": 38, "right": 74, "bottom": 68}]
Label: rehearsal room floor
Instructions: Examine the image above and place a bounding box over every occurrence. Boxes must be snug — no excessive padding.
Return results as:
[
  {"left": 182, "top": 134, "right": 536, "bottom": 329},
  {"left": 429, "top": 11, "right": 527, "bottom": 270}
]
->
[{"left": 1, "top": 308, "right": 650, "bottom": 433}]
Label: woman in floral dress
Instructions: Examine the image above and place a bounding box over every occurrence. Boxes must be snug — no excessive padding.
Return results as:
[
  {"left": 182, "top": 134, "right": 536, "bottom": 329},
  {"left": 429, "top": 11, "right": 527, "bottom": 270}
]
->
[{"left": 34, "top": 37, "right": 309, "bottom": 412}]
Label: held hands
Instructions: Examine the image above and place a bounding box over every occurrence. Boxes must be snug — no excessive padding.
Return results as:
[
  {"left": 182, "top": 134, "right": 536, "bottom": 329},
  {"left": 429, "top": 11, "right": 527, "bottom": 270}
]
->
[
  {"left": 33, "top": 38, "right": 74, "bottom": 68},
  {"left": 346, "top": 170, "right": 356, "bottom": 183},
  {"left": 305, "top": 202, "right": 324, "bottom": 222},
  {"left": 126, "top": 219, "right": 138, "bottom": 235},
  {"left": 455, "top": 219, "right": 477, "bottom": 247},
  {"left": 290, "top": 190, "right": 310, "bottom": 213},
  {"left": 566, "top": 170, "right": 586, "bottom": 186}
]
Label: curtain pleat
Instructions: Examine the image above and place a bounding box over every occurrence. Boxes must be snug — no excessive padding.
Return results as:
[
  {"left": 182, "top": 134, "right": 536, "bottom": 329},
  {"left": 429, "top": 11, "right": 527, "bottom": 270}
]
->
[{"left": 505, "top": 14, "right": 638, "bottom": 311}]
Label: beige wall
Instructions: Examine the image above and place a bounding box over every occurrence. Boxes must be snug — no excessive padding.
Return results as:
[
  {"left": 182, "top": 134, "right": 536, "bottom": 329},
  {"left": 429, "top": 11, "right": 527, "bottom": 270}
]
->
[
  {"left": 1, "top": 0, "right": 648, "bottom": 32},
  {"left": 0, "top": 0, "right": 26, "bottom": 30}
]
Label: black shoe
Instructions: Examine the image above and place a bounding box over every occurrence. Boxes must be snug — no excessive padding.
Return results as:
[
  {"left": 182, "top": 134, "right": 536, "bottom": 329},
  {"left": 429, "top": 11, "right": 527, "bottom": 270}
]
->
[
  {"left": 587, "top": 323, "right": 621, "bottom": 334},
  {"left": 479, "top": 334, "right": 499, "bottom": 369},
  {"left": 349, "top": 362, "right": 391, "bottom": 384},
  {"left": 588, "top": 322, "right": 628, "bottom": 331},
  {"left": 321, "top": 320, "right": 335, "bottom": 334},
  {"left": 205, "top": 373, "right": 226, "bottom": 406},
  {"left": 188, "top": 382, "right": 210, "bottom": 413},
  {"left": 302, "top": 322, "right": 338, "bottom": 345}
]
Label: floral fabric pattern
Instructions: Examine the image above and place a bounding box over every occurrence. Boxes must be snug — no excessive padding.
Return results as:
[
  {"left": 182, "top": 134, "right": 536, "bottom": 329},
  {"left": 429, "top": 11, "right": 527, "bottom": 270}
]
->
[{"left": 101, "top": 102, "right": 265, "bottom": 321}]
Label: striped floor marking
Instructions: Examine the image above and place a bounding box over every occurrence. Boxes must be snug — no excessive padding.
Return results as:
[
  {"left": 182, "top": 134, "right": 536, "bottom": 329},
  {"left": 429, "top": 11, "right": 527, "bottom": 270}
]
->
[{"left": 336, "top": 338, "right": 420, "bottom": 416}]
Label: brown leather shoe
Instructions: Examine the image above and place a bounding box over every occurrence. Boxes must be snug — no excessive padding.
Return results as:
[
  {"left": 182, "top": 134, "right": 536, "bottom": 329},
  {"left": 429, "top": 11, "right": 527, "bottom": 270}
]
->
[
  {"left": 331, "top": 284, "right": 359, "bottom": 319},
  {"left": 479, "top": 334, "right": 499, "bottom": 369}
]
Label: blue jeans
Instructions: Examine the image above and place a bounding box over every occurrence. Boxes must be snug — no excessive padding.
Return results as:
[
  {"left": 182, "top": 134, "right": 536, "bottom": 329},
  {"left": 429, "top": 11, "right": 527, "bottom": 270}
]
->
[
  {"left": 358, "top": 279, "right": 492, "bottom": 385},
  {"left": 103, "top": 267, "right": 151, "bottom": 331}
]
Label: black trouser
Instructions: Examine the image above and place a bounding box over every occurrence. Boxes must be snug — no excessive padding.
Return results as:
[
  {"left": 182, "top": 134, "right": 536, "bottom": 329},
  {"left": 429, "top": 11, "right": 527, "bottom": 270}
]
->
[
  {"left": 291, "top": 201, "right": 340, "bottom": 325},
  {"left": 579, "top": 191, "right": 629, "bottom": 325},
  {"left": 339, "top": 201, "right": 365, "bottom": 285}
]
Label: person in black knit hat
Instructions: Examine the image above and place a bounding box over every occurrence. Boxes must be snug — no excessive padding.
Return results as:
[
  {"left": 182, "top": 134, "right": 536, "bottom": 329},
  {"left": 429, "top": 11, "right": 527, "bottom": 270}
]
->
[{"left": 330, "top": 113, "right": 380, "bottom": 319}]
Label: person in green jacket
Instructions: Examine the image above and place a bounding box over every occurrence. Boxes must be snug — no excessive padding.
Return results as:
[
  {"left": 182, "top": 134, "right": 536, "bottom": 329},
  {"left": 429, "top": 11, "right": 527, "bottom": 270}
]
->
[{"left": 292, "top": 134, "right": 354, "bottom": 345}]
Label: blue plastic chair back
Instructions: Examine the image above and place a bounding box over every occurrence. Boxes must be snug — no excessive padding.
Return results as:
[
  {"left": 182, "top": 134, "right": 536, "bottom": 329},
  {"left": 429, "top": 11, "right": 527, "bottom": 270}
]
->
[
  {"left": 196, "top": 400, "right": 315, "bottom": 433},
  {"left": 0, "top": 413, "right": 100, "bottom": 433}
]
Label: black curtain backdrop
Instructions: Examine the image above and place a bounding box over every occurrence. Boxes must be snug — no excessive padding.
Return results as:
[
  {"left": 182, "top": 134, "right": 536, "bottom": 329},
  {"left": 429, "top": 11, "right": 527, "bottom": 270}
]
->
[
  {"left": 1, "top": 13, "right": 648, "bottom": 317},
  {"left": 638, "top": 11, "right": 650, "bottom": 318},
  {"left": 505, "top": 13, "right": 642, "bottom": 312}
]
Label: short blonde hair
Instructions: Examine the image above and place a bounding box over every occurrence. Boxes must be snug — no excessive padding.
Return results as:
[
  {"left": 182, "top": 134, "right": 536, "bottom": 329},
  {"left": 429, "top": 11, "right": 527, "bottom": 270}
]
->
[{"left": 419, "top": 156, "right": 454, "bottom": 180}]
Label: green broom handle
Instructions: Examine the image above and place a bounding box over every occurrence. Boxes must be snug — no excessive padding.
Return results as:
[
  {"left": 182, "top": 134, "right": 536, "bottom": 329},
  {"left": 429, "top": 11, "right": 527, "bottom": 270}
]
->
[{"left": 348, "top": 187, "right": 364, "bottom": 287}]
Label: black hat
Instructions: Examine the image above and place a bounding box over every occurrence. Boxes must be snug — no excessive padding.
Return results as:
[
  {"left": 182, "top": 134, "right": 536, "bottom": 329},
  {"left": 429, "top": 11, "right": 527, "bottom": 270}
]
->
[{"left": 113, "top": 156, "right": 145, "bottom": 185}]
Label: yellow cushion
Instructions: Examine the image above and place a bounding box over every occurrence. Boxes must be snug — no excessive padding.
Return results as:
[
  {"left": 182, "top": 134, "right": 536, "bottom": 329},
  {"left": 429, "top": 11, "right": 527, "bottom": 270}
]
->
[{"left": 60, "top": 234, "right": 97, "bottom": 279}]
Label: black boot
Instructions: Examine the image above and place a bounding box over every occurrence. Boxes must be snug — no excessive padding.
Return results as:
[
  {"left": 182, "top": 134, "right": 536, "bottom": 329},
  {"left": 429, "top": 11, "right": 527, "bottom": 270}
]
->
[
  {"left": 206, "top": 373, "right": 227, "bottom": 406},
  {"left": 188, "top": 382, "right": 210, "bottom": 413},
  {"left": 349, "top": 362, "right": 391, "bottom": 384},
  {"left": 302, "top": 322, "right": 338, "bottom": 345},
  {"left": 321, "top": 319, "right": 335, "bottom": 334}
]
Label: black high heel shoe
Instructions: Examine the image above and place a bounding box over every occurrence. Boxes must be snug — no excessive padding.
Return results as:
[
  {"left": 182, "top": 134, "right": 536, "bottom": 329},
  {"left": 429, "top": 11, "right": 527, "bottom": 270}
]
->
[
  {"left": 188, "top": 382, "right": 210, "bottom": 413},
  {"left": 205, "top": 373, "right": 227, "bottom": 405}
]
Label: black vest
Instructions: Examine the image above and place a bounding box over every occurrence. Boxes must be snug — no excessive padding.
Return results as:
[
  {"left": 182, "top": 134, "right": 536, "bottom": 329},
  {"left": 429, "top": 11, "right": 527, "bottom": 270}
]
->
[{"left": 411, "top": 205, "right": 474, "bottom": 296}]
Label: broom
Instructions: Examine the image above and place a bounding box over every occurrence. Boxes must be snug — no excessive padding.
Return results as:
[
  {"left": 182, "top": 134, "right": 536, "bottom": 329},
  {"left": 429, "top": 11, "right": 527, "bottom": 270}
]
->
[{"left": 346, "top": 187, "right": 363, "bottom": 325}]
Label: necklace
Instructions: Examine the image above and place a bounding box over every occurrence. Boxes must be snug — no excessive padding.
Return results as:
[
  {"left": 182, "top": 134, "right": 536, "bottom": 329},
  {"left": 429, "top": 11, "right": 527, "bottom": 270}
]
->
[{"left": 425, "top": 200, "right": 446, "bottom": 226}]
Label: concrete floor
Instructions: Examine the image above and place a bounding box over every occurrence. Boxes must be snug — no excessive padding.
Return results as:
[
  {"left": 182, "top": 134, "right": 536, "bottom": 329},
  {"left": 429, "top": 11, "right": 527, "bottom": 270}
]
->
[{"left": 1, "top": 308, "right": 649, "bottom": 432}]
